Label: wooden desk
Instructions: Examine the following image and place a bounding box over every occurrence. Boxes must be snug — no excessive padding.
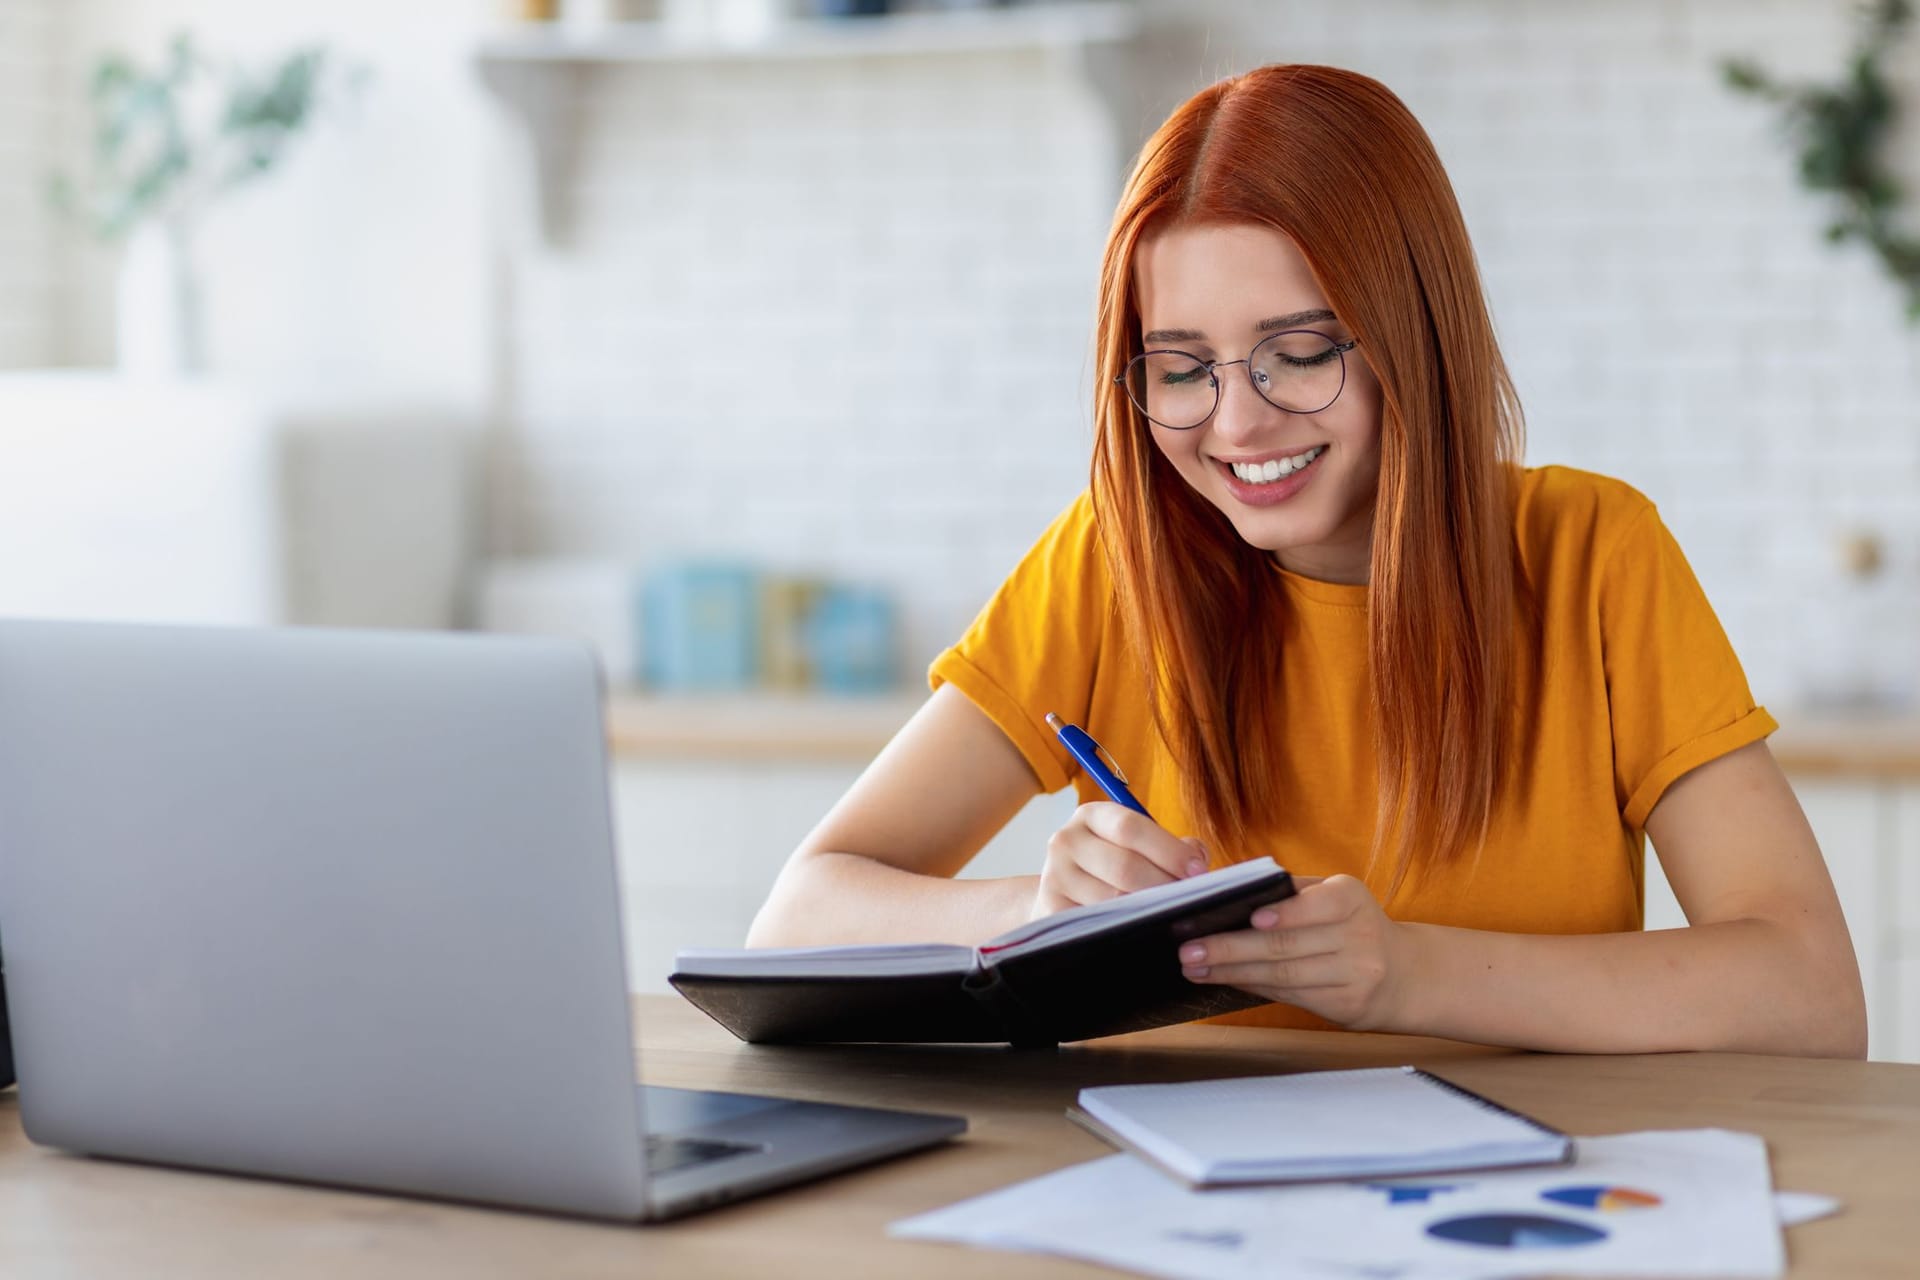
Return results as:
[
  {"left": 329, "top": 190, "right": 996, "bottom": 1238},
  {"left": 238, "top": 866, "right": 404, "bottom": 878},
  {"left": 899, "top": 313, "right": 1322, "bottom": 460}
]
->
[{"left": 0, "top": 997, "right": 1913, "bottom": 1278}]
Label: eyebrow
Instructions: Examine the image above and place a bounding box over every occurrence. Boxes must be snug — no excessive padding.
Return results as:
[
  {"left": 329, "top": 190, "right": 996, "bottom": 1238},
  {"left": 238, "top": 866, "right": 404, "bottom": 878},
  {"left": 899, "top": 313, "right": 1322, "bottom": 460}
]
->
[{"left": 1141, "top": 309, "right": 1338, "bottom": 345}]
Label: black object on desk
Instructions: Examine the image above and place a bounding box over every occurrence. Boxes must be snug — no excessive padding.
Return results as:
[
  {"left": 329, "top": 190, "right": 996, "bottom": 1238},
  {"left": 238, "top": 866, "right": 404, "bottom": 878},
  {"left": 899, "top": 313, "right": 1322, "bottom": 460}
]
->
[{"left": 671, "top": 859, "right": 1295, "bottom": 1048}]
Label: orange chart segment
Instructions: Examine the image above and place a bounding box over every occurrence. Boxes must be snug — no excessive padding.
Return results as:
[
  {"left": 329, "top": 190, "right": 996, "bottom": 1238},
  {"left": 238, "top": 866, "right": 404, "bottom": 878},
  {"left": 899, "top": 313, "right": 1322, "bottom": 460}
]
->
[{"left": 1541, "top": 1185, "right": 1664, "bottom": 1212}]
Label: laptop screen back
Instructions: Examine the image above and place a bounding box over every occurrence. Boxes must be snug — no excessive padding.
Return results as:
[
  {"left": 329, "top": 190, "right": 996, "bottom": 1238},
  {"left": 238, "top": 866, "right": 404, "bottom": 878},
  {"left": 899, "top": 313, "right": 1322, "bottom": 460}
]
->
[{"left": 0, "top": 622, "right": 649, "bottom": 1218}]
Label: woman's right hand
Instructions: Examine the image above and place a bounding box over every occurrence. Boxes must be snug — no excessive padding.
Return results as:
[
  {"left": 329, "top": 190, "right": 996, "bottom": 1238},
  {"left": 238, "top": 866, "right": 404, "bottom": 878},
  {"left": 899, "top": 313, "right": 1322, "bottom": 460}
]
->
[{"left": 1031, "top": 802, "right": 1210, "bottom": 920}]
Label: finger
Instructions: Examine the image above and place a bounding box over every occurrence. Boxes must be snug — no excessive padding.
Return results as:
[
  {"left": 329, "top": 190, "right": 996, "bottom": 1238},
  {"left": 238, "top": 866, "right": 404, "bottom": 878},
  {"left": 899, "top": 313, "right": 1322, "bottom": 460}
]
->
[
  {"left": 1256, "top": 874, "right": 1367, "bottom": 929},
  {"left": 1178, "top": 922, "right": 1345, "bottom": 969},
  {"left": 1050, "top": 858, "right": 1123, "bottom": 909},
  {"left": 1184, "top": 954, "right": 1347, "bottom": 990},
  {"left": 1049, "top": 821, "right": 1180, "bottom": 895},
  {"left": 1183, "top": 836, "right": 1213, "bottom": 875},
  {"left": 1077, "top": 802, "right": 1199, "bottom": 878},
  {"left": 1081, "top": 841, "right": 1181, "bottom": 895}
]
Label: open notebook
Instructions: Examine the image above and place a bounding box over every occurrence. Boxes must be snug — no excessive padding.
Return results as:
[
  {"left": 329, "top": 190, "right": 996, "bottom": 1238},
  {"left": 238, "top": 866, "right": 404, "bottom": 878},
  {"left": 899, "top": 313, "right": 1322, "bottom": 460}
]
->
[
  {"left": 1073, "top": 1066, "right": 1573, "bottom": 1187},
  {"left": 671, "top": 859, "right": 1295, "bottom": 1047}
]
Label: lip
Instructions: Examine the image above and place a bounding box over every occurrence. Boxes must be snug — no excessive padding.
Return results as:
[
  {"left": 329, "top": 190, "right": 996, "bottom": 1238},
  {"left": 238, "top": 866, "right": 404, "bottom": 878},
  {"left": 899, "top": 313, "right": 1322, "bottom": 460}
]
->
[{"left": 1215, "top": 446, "right": 1327, "bottom": 507}]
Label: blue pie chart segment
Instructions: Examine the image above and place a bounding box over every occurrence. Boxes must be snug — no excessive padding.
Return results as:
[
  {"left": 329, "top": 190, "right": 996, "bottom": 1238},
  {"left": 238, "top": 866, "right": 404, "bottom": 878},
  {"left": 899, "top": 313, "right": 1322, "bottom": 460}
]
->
[{"left": 1427, "top": 1213, "right": 1608, "bottom": 1249}]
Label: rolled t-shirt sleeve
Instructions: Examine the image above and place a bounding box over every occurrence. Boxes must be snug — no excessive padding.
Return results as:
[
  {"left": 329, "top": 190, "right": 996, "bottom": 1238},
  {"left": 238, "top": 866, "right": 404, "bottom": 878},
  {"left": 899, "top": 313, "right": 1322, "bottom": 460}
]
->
[
  {"left": 1599, "top": 503, "right": 1777, "bottom": 831},
  {"left": 928, "top": 493, "right": 1109, "bottom": 795}
]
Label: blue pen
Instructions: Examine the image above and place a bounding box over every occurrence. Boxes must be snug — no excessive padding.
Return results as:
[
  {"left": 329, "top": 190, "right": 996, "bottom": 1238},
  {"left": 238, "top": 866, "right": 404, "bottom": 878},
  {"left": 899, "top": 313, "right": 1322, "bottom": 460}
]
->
[{"left": 1046, "top": 712, "right": 1153, "bottom": 819}]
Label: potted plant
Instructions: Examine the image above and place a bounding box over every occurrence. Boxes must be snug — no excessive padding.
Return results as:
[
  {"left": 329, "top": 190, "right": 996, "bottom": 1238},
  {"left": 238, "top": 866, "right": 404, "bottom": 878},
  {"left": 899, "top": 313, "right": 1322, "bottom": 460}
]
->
[
  {"left": 48, "top": 32, "right": 362, "bottom": 376},
  {"left": 1722, "top": 0, "right": 1920, "bottom": 323}
]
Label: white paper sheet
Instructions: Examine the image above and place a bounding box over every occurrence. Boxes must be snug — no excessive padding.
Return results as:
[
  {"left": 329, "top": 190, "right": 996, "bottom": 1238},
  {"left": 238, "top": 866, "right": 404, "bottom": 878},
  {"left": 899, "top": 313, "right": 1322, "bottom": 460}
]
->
[
  {"left": 1774, "top": 1191, "right": 1841, "bottom": 1227},
  {"left": 892, "top": 1129, "right": 1787, "bottom": 1280}
]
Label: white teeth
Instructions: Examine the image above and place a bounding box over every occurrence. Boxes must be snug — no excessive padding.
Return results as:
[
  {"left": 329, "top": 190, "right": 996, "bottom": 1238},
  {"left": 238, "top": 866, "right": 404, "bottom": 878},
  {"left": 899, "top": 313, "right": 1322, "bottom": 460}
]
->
[{"left": 1231, "top": 445, "right": 1325, "bottom": 485}]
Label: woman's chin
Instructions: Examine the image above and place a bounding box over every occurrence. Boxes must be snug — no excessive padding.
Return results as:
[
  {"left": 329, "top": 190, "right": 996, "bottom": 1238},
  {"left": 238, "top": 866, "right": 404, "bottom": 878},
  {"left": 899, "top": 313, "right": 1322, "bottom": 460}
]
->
[{"left": 1221, "top": 508, "right": 1330, "bottom": 556}]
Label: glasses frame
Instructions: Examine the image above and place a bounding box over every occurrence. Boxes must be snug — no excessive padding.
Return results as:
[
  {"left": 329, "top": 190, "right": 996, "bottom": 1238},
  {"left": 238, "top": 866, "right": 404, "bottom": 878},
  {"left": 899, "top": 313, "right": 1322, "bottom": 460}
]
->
[{"left": 1114, "top": 328, "right": 1360, "bottom": 430}]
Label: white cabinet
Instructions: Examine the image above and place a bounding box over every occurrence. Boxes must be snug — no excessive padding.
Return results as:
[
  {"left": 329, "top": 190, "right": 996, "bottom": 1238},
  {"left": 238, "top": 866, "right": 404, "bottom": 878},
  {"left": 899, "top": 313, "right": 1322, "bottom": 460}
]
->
[
  {"left": 1893, "top": 788, "right": 1920, "bottom": 1062},
  {"left": 0, "top": 373, "right": 475, "bottom": 631},
  {"left": 0, "top": 375, "right": 283, "bottom": 625}
]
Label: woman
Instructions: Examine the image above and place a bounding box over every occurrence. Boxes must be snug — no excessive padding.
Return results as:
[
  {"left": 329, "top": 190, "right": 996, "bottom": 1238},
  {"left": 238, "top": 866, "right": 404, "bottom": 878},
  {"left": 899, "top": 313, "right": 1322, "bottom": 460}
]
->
[{"left": 748, "top": 64, "right": 1865, "bottom": 1058}]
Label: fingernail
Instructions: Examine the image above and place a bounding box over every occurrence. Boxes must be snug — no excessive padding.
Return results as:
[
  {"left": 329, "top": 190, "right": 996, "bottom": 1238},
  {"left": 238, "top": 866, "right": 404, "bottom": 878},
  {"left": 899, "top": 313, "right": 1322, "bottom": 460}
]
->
[
  {"left": 1251, "top": 909, "right": 1278, "bottom": 929},
  {"left": 1186, "top": 859, "right": 1207, "bottom": 877},
  {"left": 1184, "top": 965, "right": 1210, "bottom": 980},
  {"left": 1180, "top": 943, "right": 1206, "bottom": 963}
]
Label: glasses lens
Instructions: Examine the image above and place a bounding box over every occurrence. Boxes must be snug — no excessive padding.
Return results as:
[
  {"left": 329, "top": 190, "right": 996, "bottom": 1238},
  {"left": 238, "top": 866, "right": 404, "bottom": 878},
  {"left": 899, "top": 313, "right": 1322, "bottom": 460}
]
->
[
  {"left": 1251, "top": 331, "right": 1346, "bottom": 413},
  {"left": 1124, "top": 352, "right": 1216, "bottom": 429}
]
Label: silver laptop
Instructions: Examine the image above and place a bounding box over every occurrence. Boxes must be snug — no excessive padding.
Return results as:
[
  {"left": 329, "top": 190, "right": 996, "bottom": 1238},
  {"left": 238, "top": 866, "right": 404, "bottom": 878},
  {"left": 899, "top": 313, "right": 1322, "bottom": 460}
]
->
[{"left": 0, "top": 619, "right": 964, "bottom": 1221}]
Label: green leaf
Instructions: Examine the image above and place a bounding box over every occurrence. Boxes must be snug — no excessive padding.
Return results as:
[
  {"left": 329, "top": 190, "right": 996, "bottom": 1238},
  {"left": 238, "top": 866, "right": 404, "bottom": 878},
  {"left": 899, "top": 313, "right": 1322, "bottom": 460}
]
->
[
  {"left": 1724, "top": 0, "right": 1920, "bottom": 325},
  {"left": 89, "top": 56, "right": 133, "bottom": 100},
  {"left": 1722, "top": 59, "right": 1770, "bottom": 94},
  {"left": 54, "top": 30, "right": 358, "bottom": 240}
]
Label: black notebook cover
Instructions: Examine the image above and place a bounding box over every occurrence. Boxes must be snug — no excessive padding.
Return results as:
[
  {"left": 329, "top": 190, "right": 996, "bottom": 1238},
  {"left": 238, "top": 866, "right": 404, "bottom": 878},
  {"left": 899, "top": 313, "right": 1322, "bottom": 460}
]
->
[{"left": 670, "top": 860, "right": 1295, "bottom": 1047}]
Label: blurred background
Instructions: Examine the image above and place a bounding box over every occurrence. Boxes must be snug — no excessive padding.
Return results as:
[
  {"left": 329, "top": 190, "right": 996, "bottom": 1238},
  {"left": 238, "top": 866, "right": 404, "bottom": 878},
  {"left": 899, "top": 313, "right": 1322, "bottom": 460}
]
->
[{"left": 2, "top": 0, "right": 1918, "bottom": 1054}]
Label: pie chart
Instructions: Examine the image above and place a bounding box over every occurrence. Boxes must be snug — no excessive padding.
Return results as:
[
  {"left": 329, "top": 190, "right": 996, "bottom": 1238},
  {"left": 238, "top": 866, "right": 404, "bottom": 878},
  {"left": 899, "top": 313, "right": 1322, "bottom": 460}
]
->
[
  {"left": 1427, "top": 1213, "right": 1608, "bottom": 1249},
  {"left": 1542, "top": 1184, "right": 1663, "bottom": 1212}
]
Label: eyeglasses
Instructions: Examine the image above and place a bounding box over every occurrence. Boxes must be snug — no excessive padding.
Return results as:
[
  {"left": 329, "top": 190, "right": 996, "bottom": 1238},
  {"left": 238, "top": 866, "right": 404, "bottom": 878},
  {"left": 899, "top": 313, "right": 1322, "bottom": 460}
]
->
[{"left": 1116, "top": 329, "right": 1359, "bottom": 430}]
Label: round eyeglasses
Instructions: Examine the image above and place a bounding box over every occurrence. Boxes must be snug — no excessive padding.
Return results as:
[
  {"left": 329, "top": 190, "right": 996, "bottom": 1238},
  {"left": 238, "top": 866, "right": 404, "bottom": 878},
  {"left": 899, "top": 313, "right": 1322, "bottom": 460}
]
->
[{"left": 1116, "top": 329, "right": 1359, "bottom": 430}]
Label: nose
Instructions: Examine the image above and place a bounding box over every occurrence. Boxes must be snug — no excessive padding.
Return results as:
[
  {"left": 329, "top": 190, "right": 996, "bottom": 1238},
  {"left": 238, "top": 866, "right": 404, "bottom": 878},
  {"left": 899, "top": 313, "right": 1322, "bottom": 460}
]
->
[{"left": 1207, "top": 361, "right": 1279, "bottom": 446}]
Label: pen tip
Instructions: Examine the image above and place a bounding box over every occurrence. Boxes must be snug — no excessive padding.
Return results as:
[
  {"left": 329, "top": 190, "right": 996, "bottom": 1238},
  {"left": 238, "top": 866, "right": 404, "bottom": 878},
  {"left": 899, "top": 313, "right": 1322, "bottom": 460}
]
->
[{"left": 1044, "top": 712, "right": 1064, "bottom": 731}]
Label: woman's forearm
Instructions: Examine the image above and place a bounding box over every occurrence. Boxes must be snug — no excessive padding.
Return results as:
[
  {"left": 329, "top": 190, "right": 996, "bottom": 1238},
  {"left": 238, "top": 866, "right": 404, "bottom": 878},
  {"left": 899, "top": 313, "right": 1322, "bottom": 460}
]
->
[
  {"left": 1393, "top": 917, "right": 1867, "bottom": 1058},
  {"left": 746, "top": 851, "right": 1038, "bottom": 949}
]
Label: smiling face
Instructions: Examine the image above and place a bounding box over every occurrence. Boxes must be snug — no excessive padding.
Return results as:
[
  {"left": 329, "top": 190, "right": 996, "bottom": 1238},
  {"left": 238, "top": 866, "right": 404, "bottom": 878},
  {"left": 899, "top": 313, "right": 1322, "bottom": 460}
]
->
[{"left": 1131, "top": 222, "right": 1384, "bottom": 583}]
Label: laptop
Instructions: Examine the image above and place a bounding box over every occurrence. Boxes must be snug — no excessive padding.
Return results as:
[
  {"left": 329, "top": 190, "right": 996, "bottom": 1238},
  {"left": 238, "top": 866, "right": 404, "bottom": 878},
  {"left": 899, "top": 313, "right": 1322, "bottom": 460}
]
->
[{"left": 0, "top": 619, "right": 965, "bottom": 1221}]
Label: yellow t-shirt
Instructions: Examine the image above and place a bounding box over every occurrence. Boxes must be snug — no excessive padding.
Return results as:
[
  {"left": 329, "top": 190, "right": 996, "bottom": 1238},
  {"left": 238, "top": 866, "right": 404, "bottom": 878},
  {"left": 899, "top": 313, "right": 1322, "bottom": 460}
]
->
[{"left": 928, "top": 465, "right": 1777, "bottom": 1032}]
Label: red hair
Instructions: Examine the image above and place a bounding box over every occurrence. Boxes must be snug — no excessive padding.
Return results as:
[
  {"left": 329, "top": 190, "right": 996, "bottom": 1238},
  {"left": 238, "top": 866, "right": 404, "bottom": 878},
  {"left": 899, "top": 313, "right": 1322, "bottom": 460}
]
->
[{"left": 1089, "top": 65, "right": 1526, "bottom": 896}]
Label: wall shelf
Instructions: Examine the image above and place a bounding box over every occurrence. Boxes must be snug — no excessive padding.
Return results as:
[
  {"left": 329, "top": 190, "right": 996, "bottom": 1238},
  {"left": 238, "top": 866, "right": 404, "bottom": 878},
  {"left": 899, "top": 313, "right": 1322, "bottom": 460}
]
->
[
  {"left": 476, "top": 2, "right": 1138, "bottom": 65},
  {"left": 473, "top": 2, "right": 1150, "bottom": 244}
]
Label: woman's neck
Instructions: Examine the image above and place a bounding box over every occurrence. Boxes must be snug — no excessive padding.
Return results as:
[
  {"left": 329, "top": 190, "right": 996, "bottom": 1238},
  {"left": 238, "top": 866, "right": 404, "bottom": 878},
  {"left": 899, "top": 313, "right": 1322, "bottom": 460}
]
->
[{"left": 1271, "top": 540, "right": 1370, "bottom": 585}]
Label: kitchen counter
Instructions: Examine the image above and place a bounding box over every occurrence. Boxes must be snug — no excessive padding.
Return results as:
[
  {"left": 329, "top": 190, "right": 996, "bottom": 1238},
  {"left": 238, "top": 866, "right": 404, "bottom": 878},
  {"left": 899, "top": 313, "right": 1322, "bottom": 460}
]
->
[
  {"left": 1768, "top": 711, "right": 1920, "bottom": 780},
  {"left": 604, "top": 689, "right": 1920, "bottom": 778},
  {"left": 604, "top": 689, "right": 925, "bottom": 762}
]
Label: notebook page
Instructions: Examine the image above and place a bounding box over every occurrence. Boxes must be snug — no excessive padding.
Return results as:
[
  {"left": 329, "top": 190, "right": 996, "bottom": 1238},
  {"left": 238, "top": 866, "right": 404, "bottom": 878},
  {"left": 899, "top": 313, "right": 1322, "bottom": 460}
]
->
[
  {"left": 672, "top": 944, "right": 973, "bottom": 978},
  {"left": 979, "top": 858, "right": 1282, "bottom": 957},
  {"left": 1078, "top": 1067, "right": 1560, "bottom": 1180}
]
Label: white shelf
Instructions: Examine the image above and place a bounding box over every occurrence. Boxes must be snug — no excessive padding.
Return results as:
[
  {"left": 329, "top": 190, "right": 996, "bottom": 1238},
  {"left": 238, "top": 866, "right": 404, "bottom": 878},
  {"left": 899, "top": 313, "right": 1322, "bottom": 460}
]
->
[
  {"left": 476, "top": 3, "right": 1138, "bottom": 65},
  {"left": 474, "top": 2, "right": 1145, "bottom": 244}
]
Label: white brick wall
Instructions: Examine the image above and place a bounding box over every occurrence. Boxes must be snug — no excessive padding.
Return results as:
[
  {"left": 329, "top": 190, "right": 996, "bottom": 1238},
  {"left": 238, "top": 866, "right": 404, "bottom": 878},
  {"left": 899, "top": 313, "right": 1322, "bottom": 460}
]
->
[
  {"left": 499, "top": 47, "right": 1116, "bottom": 668},
  {"left": 497, "top": 0, "right": 1920, "bottom": 709},
  {"left": 1356, "top": 0, "right": 1920, "bottom": 713},
  {"left": 0, "top": 0, "right": 58, "bottom": 367}
]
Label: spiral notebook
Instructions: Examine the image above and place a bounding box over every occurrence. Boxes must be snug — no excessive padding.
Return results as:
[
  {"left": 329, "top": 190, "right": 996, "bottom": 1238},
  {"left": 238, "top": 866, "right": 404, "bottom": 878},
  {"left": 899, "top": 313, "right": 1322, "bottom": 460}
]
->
[{"left": 1071, "top": 1066, "right": 1572, "bottom": 1188}]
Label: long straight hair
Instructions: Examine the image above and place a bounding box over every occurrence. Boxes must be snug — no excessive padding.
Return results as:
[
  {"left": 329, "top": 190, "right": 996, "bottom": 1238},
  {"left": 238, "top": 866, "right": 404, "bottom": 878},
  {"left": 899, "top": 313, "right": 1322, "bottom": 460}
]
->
[{"left": 1090, "top": 65, "right": 1526, "bottom": 895}]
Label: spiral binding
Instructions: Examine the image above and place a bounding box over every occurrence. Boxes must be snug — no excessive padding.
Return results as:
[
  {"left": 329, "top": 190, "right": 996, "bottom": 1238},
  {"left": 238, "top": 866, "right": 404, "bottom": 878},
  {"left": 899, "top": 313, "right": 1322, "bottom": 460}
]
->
[{"left": 1404, "top": 1066, "right": 1569, "bottom": 1139}]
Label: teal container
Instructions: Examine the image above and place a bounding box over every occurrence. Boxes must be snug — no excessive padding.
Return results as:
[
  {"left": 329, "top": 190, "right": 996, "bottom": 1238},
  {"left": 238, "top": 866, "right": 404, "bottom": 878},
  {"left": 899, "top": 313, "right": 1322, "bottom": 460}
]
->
[
  {"left": 803, "top": 585, "right": 897, "bottom": 693},
  {"left": 639, "top": 562, "right": 760, "bottom": 691}
]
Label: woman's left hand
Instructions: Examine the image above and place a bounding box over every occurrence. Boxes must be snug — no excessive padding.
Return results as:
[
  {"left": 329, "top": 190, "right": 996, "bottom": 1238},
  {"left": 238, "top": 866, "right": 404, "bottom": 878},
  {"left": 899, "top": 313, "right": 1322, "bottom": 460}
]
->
[{"left": 1178, "top": 874, "right": 1417, "bottom": 1030}]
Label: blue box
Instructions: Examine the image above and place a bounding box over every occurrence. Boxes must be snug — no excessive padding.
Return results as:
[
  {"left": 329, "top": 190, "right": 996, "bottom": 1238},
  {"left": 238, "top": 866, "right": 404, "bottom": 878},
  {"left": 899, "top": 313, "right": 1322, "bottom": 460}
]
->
[
  {"left": 803, "top": 585, "right": 897, "bottom": 694},
  {"left": 638, "top": 562, "right": 760, "bottom": 691}
]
